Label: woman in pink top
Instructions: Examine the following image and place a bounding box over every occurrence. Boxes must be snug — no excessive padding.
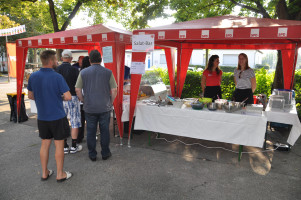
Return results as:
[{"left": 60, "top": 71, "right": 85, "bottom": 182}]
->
[{"left": 201, "top": 55, "right": 223, "bottom": 101}]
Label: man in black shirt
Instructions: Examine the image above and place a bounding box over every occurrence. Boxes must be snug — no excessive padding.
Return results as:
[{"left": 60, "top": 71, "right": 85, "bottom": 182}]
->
[{"left": 57, "top": 50, "right": 82, "bottom": 154}]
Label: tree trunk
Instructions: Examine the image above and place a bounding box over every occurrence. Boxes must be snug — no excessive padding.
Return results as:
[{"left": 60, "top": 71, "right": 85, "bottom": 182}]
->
[
  {"left": 33, "top": 48, "right": 37, "bottom": 63},
  {"left": 272, "top": 0, "right": 290, "bottom": 90},
  {"left": 56, "top": 49, "right": 63, "bottom": 65},
  {"left": 272, "top": 50, "right": 284, "bottom": 90}
]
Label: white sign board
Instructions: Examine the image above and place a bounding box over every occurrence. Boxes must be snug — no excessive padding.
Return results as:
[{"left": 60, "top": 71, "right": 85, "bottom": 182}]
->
[
  {"left": 102, "top": 46, "right": 113, "bottom": 63},
  {"left": 131, "top": 62, "right": 145, "bottom": 74},
  {"left": 278, "top": 28, "right": 288, "bottom": 37},
  {"left": 132, "top": 35, "right": 154, "bottom": 52}
]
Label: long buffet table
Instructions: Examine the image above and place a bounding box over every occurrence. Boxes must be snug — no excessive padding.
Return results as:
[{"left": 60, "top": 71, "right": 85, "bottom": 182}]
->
[
  {"left": 121, "top": 99, "right": 301, "bottom": 149},
  {"left": 133, "top": 103, "right": 267, "bottom": 148}
]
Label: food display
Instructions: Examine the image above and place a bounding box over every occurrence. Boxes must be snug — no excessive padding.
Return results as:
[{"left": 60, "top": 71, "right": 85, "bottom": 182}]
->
[
  {"left": 183, "top": 98, "right": 197, "bottom": 107},
  {"left": 198, "top": 97, "right": 212, "bottom": 104},
  {"left": 138, "top": 91, "right": 149, "bottom": 100}
]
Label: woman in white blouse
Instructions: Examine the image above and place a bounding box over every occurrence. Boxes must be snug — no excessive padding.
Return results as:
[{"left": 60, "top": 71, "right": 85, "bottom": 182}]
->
[{"left": 233, "top": 53, "right": 256, "bottom": 104}]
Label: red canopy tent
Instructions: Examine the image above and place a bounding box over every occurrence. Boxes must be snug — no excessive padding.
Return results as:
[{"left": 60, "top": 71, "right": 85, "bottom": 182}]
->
[
  {"left": 16, "top": 24, "right": 132, "bottom": 138},
  {"left": 128, "top": 15, "right": 301, "bottom": 139}
]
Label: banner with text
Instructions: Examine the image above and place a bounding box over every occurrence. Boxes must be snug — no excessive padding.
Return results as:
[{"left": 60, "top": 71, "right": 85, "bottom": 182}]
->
[
  {"left": 0, "top": 25, "right": 26, "bottom": 37},
  {"left": 132, "top": 35, "right": 154, "bottom": 52}
]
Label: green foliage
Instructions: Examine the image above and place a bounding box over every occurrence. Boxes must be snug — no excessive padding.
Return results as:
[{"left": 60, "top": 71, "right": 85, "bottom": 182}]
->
[
  {"left": 152, "top": 67, "right": 277, "bottom": 100},
  {"left": 189, "top": 65, "right": 236, "bottom": 72},
  {"left": 255, "top": 64, "right": 269, "bottom": 70},
  {"left": 220, "top": 66, "right": 236, "bottom": 73},
  {"left": 0, "top": 15, "right": 19, "bottom": 29},
  {"left": 181, "top": 71, "right": 202, "bottom": 98},
  {"left": 294, "top": 70, "right": 301, "bottom": 120},
  {"left": 254, "top": 68, "right": 274, "bottom": 96},
  {"left": 170, "top": 0, "right": 234, "bottom": 22},
  {"left": 221, "top": 72, "right": 235, "bottom": 100}
]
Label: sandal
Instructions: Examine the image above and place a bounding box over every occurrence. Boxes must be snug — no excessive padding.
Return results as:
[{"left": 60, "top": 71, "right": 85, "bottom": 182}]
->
[
  {"left": 57, "top": 171, "right": 72, "bottom": 182},
  {"left": 41, "top": 169, "right": 54, "bottom": 181}
]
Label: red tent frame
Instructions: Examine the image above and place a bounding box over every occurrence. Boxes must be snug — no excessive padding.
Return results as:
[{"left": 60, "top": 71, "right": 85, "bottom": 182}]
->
[
  {"left": 128, "top": 15, "right": 301, "bottom": 140},
  {"left": 16, "top": 24, "right": 132, "bottom": 139}
]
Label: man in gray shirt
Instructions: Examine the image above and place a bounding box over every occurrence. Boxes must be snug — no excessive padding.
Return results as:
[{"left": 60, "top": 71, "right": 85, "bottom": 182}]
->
[{"left": 75, "top": 50, "right": 117, "bottom": 161}]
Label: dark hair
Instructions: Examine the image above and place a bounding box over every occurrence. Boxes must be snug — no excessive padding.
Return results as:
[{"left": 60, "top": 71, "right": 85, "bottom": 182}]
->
[
  {"left": 205, "top": 55, "right": 221, "bottom": 75},
  {"left": 81, "top": 56, "right": 91, "bottom": 70},
  {"left": 89, "top": 50, "right": 102, "bottom": 63},
  {"left": 237, "top": 53, "right": 250, "bottom": 70},
  {"left": 40, "top": 50, "right": 56, "bottom": 66}
]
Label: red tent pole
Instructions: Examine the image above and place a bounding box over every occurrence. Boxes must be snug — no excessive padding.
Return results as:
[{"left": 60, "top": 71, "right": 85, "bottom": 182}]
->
[
  {"left": 16, "top": 45, "right": 27, "bottom": 122},
  {"left": 290, "top": 44, "right": 300, "bottom": 89},
  {"left": 128, "top": 52, "right": 146, "bottom": 147},
  {"left": 178, "top": 48, "right": 193, "bottom": 97},
  {"left": 176, "top": 44, "right": 182, "bottom": 97},
  {"left": 282, "top": 47, "right": 297, "bottom": 89},
  {"left": 114, "top": 42, "right": 126, "bottom": 143},
  {"left": 164, "top": 48, "right": 176, "bottom": 97},
  {"left": 99, "top": 42, "right": 124, "bottom": 144}
]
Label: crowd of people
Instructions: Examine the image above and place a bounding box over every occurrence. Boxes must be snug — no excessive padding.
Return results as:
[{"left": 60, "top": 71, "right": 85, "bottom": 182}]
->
[
  {"left": 27, "top": 49, "right": 117, "bottom": 182},
  {"left": 201, "top": 53, "right": 256, "bottom": 104}
]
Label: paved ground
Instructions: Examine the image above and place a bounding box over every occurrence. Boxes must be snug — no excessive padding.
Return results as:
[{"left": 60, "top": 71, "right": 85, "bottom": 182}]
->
[{"left": 0, "top": 75, "right": 300, "bottom": 200}]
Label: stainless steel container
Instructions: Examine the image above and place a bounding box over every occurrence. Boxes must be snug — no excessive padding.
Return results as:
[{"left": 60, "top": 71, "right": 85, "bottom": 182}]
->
[
  {"left": 272, "top": 89, "right": 292, "bottom": 104},
  {"left": 269, "top": 95, "right": 285, "bottom": 109},
  {"left": 207, "top": 103, "right": 217, "bottom": 111}
]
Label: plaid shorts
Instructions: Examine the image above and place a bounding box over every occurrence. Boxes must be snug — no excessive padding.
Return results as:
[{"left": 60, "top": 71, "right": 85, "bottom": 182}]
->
[{"left": 63, "top": 96, "right": 81, "bottom": 128}]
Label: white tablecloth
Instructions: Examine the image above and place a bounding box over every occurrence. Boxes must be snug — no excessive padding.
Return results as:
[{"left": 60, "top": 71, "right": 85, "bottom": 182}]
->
[
  {"left": 121, "top": 101, "right": 131, "bottom": 122},
  {"left": 264, "top": 102, "right": 301, "bottom": 145},
  {"left": 134, "top": 104, "right": 267, "bottom": 148}
]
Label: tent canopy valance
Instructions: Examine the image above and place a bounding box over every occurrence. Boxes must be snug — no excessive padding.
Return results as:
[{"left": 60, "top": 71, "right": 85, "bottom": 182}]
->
[
  {"left": 127, "top": 15, "right": 301, "bottom": 139},
  {"left": 16, "top": 23, "right": 132, "bottom": 138}
]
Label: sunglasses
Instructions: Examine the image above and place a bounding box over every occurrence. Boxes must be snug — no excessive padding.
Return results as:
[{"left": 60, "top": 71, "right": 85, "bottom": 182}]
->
[{"left": 239, "top": 71, "right": 242, "bottom": 79}]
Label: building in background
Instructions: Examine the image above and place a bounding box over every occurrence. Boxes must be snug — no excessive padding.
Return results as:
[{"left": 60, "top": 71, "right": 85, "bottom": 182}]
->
[{"left": 146, "top": 49, "right": 263, "bottom": 69}]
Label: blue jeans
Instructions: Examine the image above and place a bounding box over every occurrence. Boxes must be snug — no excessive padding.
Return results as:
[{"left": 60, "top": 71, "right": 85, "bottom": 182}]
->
[{"left": 85, "top": 111, "right": 111, "bottom": 158}]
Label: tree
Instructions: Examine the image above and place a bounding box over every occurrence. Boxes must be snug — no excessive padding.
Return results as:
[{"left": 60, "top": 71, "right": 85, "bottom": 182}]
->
[
  {"left": 169, "top": 0, "right": 301, "bottom": 89},
  {"left": 1, "top": 0, "right": 168, "bottom": 59}
]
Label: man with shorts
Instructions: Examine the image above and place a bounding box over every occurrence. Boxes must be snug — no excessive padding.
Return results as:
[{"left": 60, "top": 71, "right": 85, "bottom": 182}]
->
[
  {"left": 57, "top": 50, "right": 82, "bottom": 154},
  {"left": 28, "top": 50, "right": 72, "bottom": 182},
  {"left": 75, "top": 50, "right": 117, "bottom": 161}
]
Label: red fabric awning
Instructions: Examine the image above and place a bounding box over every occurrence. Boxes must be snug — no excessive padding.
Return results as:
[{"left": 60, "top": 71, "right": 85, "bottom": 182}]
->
[
  {"left": 127, "top": 15, "right": 301, "bottom": 138},
  {"left": 16, "top": 24, "right": 132, "bottom": 139}
]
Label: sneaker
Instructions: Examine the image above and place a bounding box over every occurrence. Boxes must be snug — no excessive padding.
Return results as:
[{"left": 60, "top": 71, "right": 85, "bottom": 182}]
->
[
  {"left": 70, "top": 144, "right": 83, "bottom": 154},
  {"left": 64, "top": 147, "right": 69, "bottom": 154}
]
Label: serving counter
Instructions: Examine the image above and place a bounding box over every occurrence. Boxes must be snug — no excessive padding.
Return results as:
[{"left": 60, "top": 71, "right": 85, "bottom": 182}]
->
[{"left": 264, "top": 100, "right": 301, "bottom": 146}]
